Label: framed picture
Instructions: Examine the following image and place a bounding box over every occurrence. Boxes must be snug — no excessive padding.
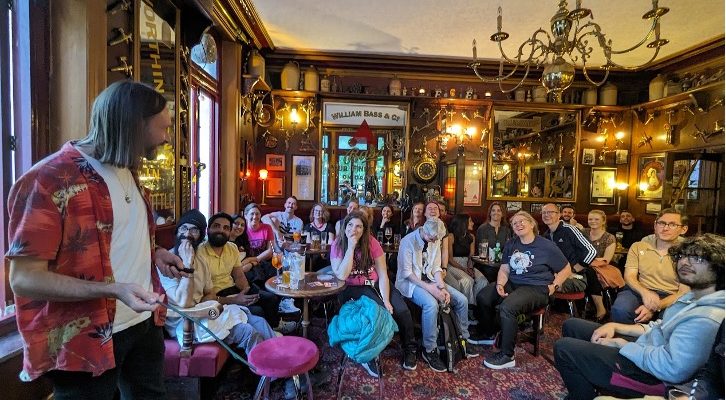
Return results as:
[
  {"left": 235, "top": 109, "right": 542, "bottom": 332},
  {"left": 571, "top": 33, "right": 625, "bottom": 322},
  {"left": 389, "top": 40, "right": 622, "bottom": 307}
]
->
[
  {"left": 645, "top": 202, "right": 662, "bottom": 215},
  {"left": 506, "top": 201, "right": 522, "bottom": 212},
  {"left": 292, "top": 155, "right": 316, "bottom": 201},
  {"left": 463, "top": 162, "right": 483, "bottom": 206},
  {"left": 530, "top": 203, "right": 544, "bottom": 214},
  {"left": 636, "top": 153, "right": 665, "bottom": 200},
  {"left": 267, "top": 177, "right": 285, "bottom": 198},
  {"left": 582, "top": 148, "right": 596, "bottom": 165},
  {"left": 590, "top": 167, "right": 616, "bottom": 205},
  {"left": 266, "top": 154, "right": 285, "bottom": 171},
  {"left": 615, "top": 149, "right": 629, "bottom": 165}
]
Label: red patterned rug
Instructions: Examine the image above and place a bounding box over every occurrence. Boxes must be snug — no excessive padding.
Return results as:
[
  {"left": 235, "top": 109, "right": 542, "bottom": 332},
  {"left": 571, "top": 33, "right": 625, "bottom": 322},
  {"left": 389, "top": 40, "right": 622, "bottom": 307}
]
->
[{"left": 210, "top": 310, "right": 572, "bottom": 400}]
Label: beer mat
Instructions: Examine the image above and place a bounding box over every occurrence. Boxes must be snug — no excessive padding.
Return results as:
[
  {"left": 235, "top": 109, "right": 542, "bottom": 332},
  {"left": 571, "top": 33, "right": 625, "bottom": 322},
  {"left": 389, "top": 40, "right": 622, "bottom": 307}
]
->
[{"left": 317, "top": 274, "right": 334, "bottom": 281}]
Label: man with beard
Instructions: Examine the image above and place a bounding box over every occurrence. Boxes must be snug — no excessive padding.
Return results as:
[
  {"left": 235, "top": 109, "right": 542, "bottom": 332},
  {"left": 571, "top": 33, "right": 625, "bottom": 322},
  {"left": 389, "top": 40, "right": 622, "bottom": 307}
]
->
[
  {"left": 262, "top": 196, "right": 304, "bottom": 248},
  {"left": 608, "top": 210, "right": 647, "bottom": 271},
  {"left": 7, "top": 81, "right": 184, "bottom": 399},
  {"left": 561, "top": 205, "right": 584, "bottom": 230},
  {"left": 199, "top": 212, "right": 297, "bottom": 334},
  {"left": 160, "top": 210, "right": 276, "bottom": 356},
  {"left": 554, "top": 234, "right": 725, "bottom": 400}
]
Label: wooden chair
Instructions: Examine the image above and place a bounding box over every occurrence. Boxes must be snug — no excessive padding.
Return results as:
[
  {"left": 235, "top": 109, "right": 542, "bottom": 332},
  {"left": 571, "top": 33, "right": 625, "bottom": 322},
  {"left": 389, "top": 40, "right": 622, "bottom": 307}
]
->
[{"left": 164, "top": 303, "right": 228, "bottom": 400}]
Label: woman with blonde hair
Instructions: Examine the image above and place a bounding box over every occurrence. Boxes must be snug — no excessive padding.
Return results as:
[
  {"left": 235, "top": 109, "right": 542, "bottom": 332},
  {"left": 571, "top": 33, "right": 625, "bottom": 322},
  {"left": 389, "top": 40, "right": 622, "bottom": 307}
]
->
[{"left": 584, "top": 209, "right": 621, "bottom": 321}]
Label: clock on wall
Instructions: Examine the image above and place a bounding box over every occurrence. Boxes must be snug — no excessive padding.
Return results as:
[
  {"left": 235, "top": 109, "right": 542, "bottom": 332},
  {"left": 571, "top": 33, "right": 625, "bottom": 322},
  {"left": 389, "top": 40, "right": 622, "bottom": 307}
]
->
[{"left": 413, "top": 153, "right": 437, "bottom": 182}]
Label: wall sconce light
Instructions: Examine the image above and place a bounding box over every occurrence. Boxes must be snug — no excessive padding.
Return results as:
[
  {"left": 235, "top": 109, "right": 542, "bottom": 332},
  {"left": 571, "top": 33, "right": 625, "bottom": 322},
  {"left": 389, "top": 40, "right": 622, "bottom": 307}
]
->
[
  {"left": 612, "top": 181, "right": 629, "bottom": 214},
  {"left": 259, "top": 168, "right": 268, "bottom": 205},
  {"left": 275, "top": 97, "right": 316, "bottom": 151}
]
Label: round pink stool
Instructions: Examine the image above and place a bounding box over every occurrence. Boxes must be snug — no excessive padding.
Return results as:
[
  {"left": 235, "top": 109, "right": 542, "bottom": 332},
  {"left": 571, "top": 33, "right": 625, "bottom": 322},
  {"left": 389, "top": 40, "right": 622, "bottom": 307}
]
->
[{"left": 249, "top": 336, "right": 320, "bottom": 400}]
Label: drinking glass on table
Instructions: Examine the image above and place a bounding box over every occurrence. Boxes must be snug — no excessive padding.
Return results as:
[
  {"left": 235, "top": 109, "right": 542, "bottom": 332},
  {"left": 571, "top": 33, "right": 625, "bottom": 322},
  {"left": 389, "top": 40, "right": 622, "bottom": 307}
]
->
[
  {"left": 376, "top": 231, "right": 384, "bottom": 243},
  {"left": 272, "top": 251, "right": 283, "bottom": 283},
  {"left": 615, "top": 231, "right": 624, "bottom": 249},
  {"left": 384, "top": 227, "right": 393, "bottom": 246},
  {"left": 393, "top": 234, "right": 401, "bottom": 248}
]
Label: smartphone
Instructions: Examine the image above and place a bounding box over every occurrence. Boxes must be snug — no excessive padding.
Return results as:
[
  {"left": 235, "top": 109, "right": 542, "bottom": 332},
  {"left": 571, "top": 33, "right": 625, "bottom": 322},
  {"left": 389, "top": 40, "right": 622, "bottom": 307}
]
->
[{"left": 179, "top": 267, "right": 195, "bottom": 274}]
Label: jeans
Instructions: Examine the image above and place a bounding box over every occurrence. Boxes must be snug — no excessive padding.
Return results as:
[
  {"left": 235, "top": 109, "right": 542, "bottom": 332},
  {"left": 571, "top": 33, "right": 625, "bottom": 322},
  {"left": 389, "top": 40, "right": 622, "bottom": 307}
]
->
[
  {"left": 475, "top": 282, "right": 549, "bottom": 357},
  {"left": 444, "top": 262, "right": 489, "bottom": 304},
  {"left": 410, "top": 284, "right": 469, "bottom": 352},
  {"left": 46, "top": 317, "right": 165, "bottom": 400},
  {"left": 554, "top": 318, "right": 662, "bottom": 400},
  {"left": 223, "top": 310, "right": 276, "bottom": 355},
  {"left": 338, "top": 284, "right": 417, "bottom": 352},
  {"left": 610, "top": 287, "right": 668, "bottom": 323}
]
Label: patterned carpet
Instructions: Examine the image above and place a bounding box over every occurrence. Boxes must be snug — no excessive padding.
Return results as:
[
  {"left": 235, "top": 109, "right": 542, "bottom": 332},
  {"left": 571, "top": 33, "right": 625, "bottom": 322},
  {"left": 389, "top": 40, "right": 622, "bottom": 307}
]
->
[{"left": 210, "top": 310, "right": 573, "bottom": 400}]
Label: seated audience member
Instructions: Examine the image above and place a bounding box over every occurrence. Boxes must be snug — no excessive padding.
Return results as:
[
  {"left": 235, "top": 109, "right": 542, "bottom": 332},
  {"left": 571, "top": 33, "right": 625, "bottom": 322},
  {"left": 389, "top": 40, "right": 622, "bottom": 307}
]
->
[
  {"left": 561, "top": 205, "right": 584, "bottom": 230},
  {"left": 396, "top": 219, "right": 477, "bottom": 373},
  {"left": 335, "top": 199, "right": 360, "bottom": 237},
  {"left": 554, "top": 234, "right": 725, "bottom": 400},
  {"left": 261, "top": 196, "right": 304, "bottom": 248},
  {"left": 201, "top": 210, "right": 297, "bottom": 332},
  {"left": 436, "top": 200, "right": 448, "bottom": 218},
  {"left": 541, "top": 204, "right": 606, "bottom": 321},
  {"left": 584, "top": 210, "right": 624, "bottom": 318},
  {"left": 330, "top": 210, "right": 417, "bottom": 375},
  {"left": 230, "top": 213, "right": 247, "bottom": 251},
  {"left": 474, "top": 211, "right": 572, "bottom": 369},
  {"left": 401, "top": 201, "right": 425, "bottom": 237},
  {"left": 303, "top": 202, "right": 336, "bottom": 244},
  {"left": 374, "top": 204, "right": 400, "bottom": 236},
  {"left": 445, "top": 214, "right": 488, "bottom": 305},
  {"left": 161, "top": 210, "right": 276, "bottom": 354},
  {"left": 610, "top": 208, "right": 690, "bottom": 324},
  {"left": 608, "top": 210, "right": 646, "bottom": 250},
  {"left": 424, "top": 201, "right": 449, "bottom": 276},
  {"left": 475, "top": 202, "right": 512, "bottom": 253}
]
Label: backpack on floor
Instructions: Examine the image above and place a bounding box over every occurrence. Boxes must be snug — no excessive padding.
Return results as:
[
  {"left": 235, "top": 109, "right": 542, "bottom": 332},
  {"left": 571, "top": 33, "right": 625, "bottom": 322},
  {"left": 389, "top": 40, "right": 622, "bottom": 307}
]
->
[{"left": 437, "top": 302, "right": 466, "bottom": 372}]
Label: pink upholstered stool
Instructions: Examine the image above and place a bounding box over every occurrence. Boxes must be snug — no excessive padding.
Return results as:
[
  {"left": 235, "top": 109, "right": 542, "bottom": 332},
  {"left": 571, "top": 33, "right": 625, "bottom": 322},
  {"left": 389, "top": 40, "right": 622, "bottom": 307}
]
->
[
  {"left": 553, "top": 291, "right": 586, "bottom": 318},
  {"left": 249, "top": 336, "right": 320, "bottom": 400}
]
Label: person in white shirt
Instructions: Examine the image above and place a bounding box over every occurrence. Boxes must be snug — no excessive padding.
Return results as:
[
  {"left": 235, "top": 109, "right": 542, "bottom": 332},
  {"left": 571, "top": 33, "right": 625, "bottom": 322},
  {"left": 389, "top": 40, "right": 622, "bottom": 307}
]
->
[{"left": 261, "top": 196, "right": 304, "bottom": 247}]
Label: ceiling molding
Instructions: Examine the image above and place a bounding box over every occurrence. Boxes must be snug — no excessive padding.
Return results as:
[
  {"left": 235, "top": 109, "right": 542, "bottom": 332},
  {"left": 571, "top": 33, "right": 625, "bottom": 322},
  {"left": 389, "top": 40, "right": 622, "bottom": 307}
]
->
[
  {"left": 643, "top": 36, "right": 725, "bottom": 73},
  {"left": 208, "top": 0, "right": 273, "bottom": 49}
]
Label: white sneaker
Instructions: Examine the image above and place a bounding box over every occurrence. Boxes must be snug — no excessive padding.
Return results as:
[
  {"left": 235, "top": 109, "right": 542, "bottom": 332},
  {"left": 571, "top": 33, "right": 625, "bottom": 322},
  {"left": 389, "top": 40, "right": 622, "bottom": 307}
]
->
[
  {"left": 275, "top": 320, "right": 299, "bottom": 335},
  {"left": 278, "top": 298, "right": 301, "bottom": 314}
]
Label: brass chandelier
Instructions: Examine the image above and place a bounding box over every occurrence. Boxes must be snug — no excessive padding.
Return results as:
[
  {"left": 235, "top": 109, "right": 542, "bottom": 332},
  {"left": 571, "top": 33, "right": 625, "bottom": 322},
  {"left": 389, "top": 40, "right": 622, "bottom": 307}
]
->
[{"left": 469, "top": 0, "right": 670, "bottom": 102}]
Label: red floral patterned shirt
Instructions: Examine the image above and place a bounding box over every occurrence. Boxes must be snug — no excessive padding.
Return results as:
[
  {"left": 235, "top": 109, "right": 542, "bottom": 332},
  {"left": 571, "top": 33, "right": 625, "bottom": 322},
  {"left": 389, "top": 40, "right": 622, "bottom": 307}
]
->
[{"left": 6, "top": 142, "right": 166, "bottom": 381}]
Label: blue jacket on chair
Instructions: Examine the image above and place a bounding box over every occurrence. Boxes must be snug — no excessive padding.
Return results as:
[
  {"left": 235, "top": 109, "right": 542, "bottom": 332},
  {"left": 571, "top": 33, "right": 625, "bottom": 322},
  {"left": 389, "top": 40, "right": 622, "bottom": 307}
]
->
[{"left": 328, "top": 295, "right": 398, "bottom": 363}]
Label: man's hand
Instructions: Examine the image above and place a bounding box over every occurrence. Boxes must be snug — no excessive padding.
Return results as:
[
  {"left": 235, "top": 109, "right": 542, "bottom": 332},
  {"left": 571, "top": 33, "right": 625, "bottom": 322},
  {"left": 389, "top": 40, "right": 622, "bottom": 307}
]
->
[
  {"left": 634, "top": 305, "right": 655, "bottom": 323},
  {"left": 496, "top": 283, "right": 508, "bottom": 297},
  {"left": 595, "top": 337, "right": 628, "bottom": 349},
  {"left": 114, "top": 283, "right": 164, "bottom": 312},
  {"left": 231, "top": 293, "right": 259, "bottom": 306},
  {"left": 155, "top": 247, "right": 187, "bottom": 279},
  {"left": 466, "top": 267, "right": 476, "bottom": 279},
  {"left": 591, "top": 323, "right": 616, "bottom": 342},
  {"left": 640, "top": 289, "right": 661, "bottom": 311}
]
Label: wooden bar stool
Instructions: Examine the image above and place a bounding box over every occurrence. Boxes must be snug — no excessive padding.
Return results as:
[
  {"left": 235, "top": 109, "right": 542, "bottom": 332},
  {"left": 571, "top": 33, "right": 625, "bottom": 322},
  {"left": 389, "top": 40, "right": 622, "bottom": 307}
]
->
[{"left": 249, "top": 336, "right": 320, "bottom": 400}]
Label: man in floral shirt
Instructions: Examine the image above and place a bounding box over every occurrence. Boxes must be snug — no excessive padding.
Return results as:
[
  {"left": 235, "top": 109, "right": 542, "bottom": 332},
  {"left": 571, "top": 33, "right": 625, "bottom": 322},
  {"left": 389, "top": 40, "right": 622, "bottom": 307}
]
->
[{"left": 6, "top": 81, "right": 184, "bottom": 399}]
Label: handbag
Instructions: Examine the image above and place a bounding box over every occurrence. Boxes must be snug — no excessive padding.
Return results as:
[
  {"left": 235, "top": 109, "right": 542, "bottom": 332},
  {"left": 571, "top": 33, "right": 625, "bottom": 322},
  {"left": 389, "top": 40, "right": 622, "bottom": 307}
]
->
[{"left": 590, "top": 259, "right": 625, "bottom": 289}]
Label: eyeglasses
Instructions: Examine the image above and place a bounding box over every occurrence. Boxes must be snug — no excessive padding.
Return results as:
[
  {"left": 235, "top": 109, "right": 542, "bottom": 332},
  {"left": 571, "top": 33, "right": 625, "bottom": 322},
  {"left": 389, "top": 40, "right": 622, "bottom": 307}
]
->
[
  {"left": 541, "top": 210, "right": 558, "bottom": 215},
  {"left": 511, "top": 219, "right": 529, "bottom": 227},
  {"left": 673, "top": 254, "right": 706, "bottom": 264},
  {"left": 656, "top": 221, "right": 684, "bottom": 229},
  {"left": 210, "top": 222, "right": 232, "bottom": 231},
  {"left": 178, "top": 226, "right": 200, "bottom": 235}
]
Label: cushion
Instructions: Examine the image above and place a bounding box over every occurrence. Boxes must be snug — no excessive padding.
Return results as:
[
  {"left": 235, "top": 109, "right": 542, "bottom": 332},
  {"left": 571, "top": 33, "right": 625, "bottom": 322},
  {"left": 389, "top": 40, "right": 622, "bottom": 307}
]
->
[
  {"left": 553, "top": 291, "right": 586, "bottom": 301},
  {"left": 248, "top": 336, "right": 319, "bottom": 378},
  {"left": 164, "top": 338, "right": 230, "bottom": 377}
]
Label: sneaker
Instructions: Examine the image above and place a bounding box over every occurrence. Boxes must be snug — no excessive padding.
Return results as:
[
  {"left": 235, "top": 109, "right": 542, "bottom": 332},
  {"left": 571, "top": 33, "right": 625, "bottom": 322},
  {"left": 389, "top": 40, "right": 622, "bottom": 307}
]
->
[
  {"left": 463, "top": 343, "right": 479, "bottom": 359},
  {"left": 402, "top": 350, "right": 417, "bottom": 371},
  {"left": 361, "top": 360, "right": 380, "bottom": 378},
  {"left": 278, "top": 298, "right": 300, "bottom": 314},
  {"left": 421, "top": 349, "right": 447, "bottom": 373},
  {"left": 275, "top": 319, "right": 299, "bottom": 335},
  {"left": 482, "top": 351, "right": 515, "bottom": 369},
  {"left": 467, "top": 332, "right": 497, "bottom": 346}
]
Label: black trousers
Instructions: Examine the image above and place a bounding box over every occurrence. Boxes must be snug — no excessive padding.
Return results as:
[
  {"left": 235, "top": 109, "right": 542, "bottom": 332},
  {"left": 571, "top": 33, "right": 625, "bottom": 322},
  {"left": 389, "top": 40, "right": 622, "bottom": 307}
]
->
[
  {"left": 217, "top": 283, "right": 281, "bottom": 326},
  {"left": 45, "top": 317, "right": 165, "bottom": 400},
  {"left": 554, "top": 318, "right": 662, "bottom": 400},
  {"left": 475, "top": 282, "right": 549, "bottom": 357},
  {"left": 580, "top": 265, "right": 604, "bottom": 296},
  {"left": 338, "top": 283, "right": 418, "bottom": 352}
]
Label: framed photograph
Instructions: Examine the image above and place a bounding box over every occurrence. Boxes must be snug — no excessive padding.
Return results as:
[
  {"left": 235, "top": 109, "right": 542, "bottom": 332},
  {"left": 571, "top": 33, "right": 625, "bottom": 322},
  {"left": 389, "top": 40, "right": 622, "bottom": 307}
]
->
[
  {"left": 615, "top": 149, "right": 629, "bottom": 165},
  {"left": 645, "top": 202, "right": 662, "bottom": 215},
  {"left": 265, "top": 154, "right": 285, "bottom": 171},
  {"left": 506, "top": 201, "right": 522, "bottom": 212},
  {"left": 463, "top": 162, "right": 483, "bottom": 206},
  {"left": 292, "top": 155, "right": 316, "bottom": 201},
  {"left": 636, "top": 153, "right": 665, "bottom": 200},
  {"left": 582, "top": 148, "right": 596, "bottom": 165},
  {"left": 590, "top": 167, "right": 616, "bottom": 205},
  {"left": 530, "top": 203, "right": 544, "bottom": 214},
  {"left": 267, "top": 177, "right": 284, "bottom": 198}
]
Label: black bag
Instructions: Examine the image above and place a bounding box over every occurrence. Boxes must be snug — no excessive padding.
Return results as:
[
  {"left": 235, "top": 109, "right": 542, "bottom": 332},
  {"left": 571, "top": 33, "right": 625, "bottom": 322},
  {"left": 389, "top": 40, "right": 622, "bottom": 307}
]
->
[{"left": 437, "top": 302, "right": 466, "bottom": 372}]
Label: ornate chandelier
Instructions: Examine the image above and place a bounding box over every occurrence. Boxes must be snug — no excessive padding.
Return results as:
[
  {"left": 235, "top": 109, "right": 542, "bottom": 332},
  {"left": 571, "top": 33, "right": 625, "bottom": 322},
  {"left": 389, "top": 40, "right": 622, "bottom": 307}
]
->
[{"left": 469, "top": 0, "right": 670, "bottom": 103}]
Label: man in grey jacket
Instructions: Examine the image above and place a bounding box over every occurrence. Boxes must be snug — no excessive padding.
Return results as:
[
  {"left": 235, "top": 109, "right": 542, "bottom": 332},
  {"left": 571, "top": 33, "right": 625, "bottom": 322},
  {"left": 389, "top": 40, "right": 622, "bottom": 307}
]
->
[{"left": 553, "top": 234, "right": 725, "bottom": 400}]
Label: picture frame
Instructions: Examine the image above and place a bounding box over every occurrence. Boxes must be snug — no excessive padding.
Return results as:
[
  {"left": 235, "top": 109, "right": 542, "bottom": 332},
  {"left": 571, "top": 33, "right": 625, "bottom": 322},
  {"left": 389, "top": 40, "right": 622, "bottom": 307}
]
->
[
  {"left": 265, "top": 154, "right": 285, "bottom": 171},
  {"left": 615, "top": 149, "right": 629, "bottom": 165},
  {"left": 530, "top": 203, "right": 544, "bottom": 214},
  {"left": 645, "top": 202, "right": 662, "bottom": 215},
  {"left": 590, "top": 167, "right": 616, "bottom": 205},
  {"left": 582, "top": 148, "right": 596, "bottom": 165},
  {"left": 636, "top": 153, "right": 666, "bottom": 200},
  {"left": 506, "top": 201, "right": 522, "bottom": 212},
  {"left": 267, "top": 177, "right": 285, "bottom": 198},
  {"left": 292, "top": 155, "right": 316, "bottom": 201},
  {"left": 463, "top": 162, "right": 483, "bottom": 206}
]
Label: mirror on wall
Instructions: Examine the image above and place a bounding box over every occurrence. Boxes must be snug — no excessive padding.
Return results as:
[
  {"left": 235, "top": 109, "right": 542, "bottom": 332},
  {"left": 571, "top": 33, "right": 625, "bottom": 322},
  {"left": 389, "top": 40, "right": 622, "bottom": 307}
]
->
[{"left": 487, "top": 107, "right": 579, "bottom": 201}]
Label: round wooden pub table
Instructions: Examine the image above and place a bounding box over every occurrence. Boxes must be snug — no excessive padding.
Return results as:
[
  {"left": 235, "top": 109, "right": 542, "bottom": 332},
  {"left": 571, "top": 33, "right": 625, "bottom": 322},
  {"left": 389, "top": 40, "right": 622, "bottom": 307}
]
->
[
  {"left": 470, "top": 256, "right": 501, "bottom": 283},
  {"left": 265, "top": 273, "right": 345, "bottom": 337}
]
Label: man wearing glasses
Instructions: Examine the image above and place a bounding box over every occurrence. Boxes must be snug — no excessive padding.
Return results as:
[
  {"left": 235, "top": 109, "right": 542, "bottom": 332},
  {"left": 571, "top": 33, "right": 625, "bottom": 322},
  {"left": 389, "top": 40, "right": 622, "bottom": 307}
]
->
[{"left": 610, "top": 208, "right": 690, "bottom": 324}]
